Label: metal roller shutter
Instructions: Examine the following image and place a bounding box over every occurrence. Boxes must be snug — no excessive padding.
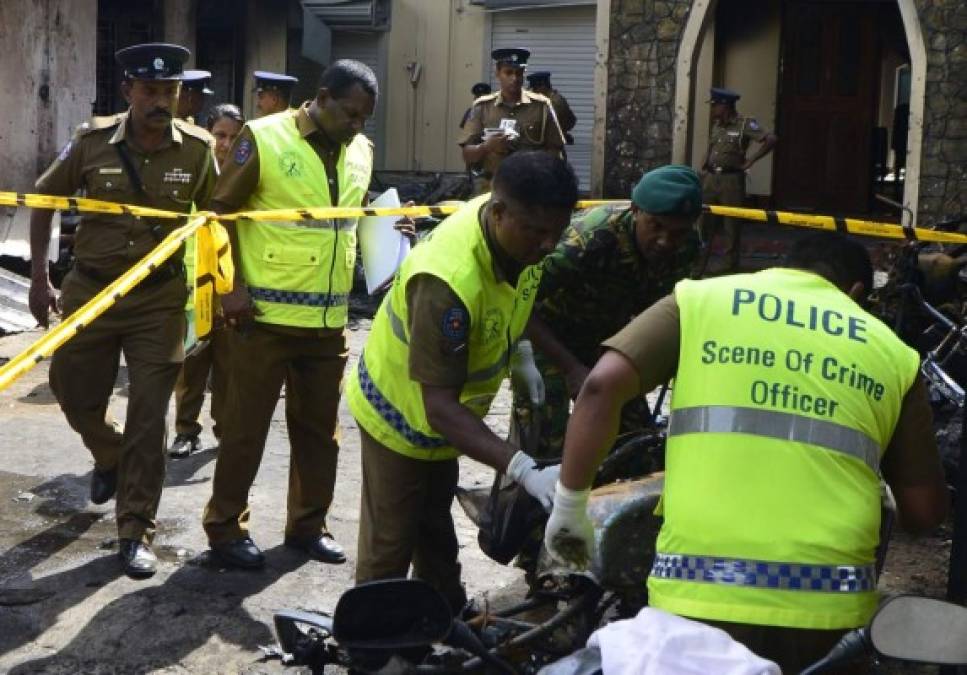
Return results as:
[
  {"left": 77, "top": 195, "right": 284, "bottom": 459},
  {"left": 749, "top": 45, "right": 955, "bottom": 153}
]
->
[
  {"left": 491, "top": 6, "right": 596, "bottom": 191},
  {"left": 331, "top": 31, "right": 381, "bottom": 143}
]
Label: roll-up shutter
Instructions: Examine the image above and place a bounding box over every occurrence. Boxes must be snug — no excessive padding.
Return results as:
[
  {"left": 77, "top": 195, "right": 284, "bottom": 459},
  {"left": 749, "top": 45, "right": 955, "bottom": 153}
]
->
[
  {"left": 331, "top": 31, "right": 381, "bottom": 143},
  {"left": 491, "top": 6, "right": 595, "bottom": 191}
]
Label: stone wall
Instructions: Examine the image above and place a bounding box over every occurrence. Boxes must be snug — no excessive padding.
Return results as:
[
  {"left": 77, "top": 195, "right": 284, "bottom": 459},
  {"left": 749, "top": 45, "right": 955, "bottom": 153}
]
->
[
  {"left": 916, "top": 0, "right": 967, "bottom": 225},
  {"left": 605, "top": 0, "right": 967, "bottom": 224},
  {"left": 604, "top": 0, "right": 692, "bottom": 198}
]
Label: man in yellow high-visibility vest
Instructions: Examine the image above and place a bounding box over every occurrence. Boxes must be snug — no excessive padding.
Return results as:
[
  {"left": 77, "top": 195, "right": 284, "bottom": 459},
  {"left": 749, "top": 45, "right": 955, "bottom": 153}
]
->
[
  {"left": 345, "top": 151, "right": 581, "bottom": 613},
  {"left": 202, "top": 60, "right": 376, "bottom": 570},
  {"left": 546, "top": 232, "right": 948, "bottom": 672}
]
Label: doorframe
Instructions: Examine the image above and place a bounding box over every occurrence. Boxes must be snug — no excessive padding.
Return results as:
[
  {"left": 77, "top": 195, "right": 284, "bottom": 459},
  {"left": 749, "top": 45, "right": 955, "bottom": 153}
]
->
[{"left": 671, "top": 0, "right": 926, "bottom": 225}]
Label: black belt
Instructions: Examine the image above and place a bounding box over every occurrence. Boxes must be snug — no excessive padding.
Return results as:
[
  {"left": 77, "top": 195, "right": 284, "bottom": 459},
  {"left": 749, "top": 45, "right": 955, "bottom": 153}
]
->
[
  {"left": 74, "top": 261, "right": 184, "bottom": 289},
  {"left": 710, "top": 167, "right": 744, "bottom": 174}
]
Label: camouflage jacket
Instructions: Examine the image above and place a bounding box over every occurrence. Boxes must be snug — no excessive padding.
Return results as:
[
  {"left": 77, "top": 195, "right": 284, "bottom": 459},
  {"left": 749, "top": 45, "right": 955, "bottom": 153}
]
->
[{"left": 536, "top": 206, "right": 698, "bottom": 366}]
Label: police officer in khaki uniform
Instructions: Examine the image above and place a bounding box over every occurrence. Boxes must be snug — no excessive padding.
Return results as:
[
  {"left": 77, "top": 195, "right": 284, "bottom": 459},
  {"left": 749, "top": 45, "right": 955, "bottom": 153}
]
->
[
  {"left": 525, "top": 71, "right": 577, "bottom": 144},
  {"left": 253, "top": 71, "right": 298, "bottom": 117},
  {"left": 177, "top": 69, "right": 214, "bottom": 125},
  {"left": 28, "top": 43, "right": 217, "bottom": 578},
  {"left": 202, "top": 60, "right": 378, "bottom": 570},
  {"left": 458, "top": 48, "right": 566, "bottom": 196},
  {"left": 698, "top": 87, "right": 777, "bottom": 273}
]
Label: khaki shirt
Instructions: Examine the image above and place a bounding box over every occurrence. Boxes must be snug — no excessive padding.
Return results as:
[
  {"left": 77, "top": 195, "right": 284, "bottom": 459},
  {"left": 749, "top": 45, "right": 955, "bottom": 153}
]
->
[
  {"left": 212, "top": 103, "right": 372, "bottom": 211},
  {"left": 457, "top": 90, "right": 565, "bottom": 178},
  {"left": 706, "top": 115, "right": 768, "bottom": 170},
  {"left": 407, "top": 202, "right": 523, "bottom": 387},
  {"left": 603, "top": 291, "right": 944, "bottom": 490},
  {"left": 36, "top": 111, "right": 217, "bottom": 278}
]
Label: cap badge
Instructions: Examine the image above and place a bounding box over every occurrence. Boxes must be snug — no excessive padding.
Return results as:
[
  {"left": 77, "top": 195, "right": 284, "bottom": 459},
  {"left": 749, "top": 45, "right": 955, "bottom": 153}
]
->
[{"left": 153, "top": 57, "right": 165, "bottom": 71}]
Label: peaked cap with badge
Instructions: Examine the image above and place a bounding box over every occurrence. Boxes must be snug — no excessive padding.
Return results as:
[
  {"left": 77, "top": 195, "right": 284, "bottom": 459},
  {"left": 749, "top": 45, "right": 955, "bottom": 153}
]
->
[
  {"left": 253, "top": 71, "right": 299, "bottom": 94},
  {"left": 708, "top": 87, "right": 741, "bottom": 104},
  {"left": 115, "top": 43, "right": 189, "bottom": 80},
  {"left": 182, "top": 69, "right": 215, "bottom": 95},
  {"left": 491, "top": 47, "right": 530, "bottom": 69},
  {"left": 526, "top": 71, "right": 552, "bottom": 86}
]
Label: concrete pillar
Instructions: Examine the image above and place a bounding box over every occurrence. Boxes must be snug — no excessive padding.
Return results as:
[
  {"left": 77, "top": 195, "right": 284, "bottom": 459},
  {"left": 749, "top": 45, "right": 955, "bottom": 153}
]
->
[
  {"left": 0, "top": 0, "right": 97, "bottom": 260},
  {"left": 164, "top": 0, "right": 198, "bottom": 66}
]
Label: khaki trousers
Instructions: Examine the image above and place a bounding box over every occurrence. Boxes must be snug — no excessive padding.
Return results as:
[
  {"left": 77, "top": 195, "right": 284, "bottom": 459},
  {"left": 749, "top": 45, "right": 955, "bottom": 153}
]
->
[
  {"left": 173, "top": 326, "right": 229, "bottom": 439},
  {"left": 49, "top": 270, "right": 185, "bottom": 543},
  {"left": 202, "top": 323, "right": 347, "bottom": 544},
  {"left": 699, "top": 172, "right": 746, "bottom": 270},
  {"left": 355, "top": 426, "right": 467, "bottom": 614}
]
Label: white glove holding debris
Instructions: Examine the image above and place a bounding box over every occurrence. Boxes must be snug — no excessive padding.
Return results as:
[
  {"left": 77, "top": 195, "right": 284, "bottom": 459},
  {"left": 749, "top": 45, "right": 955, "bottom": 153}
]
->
[
  {"left": 510, "top": 340, "right": 545, "bottom": 408},
  {"left": 545, "top": 481, "right": 594, "bottom": 571},
  {"left": 506, "top": 451, "right": 559, "bottom": 511}
]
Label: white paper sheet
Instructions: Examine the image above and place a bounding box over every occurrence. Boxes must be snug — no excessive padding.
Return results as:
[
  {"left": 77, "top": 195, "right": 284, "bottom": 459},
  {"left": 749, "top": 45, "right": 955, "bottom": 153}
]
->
[{"left": 358, "top": 188, "right": 411, "bottom": 294}]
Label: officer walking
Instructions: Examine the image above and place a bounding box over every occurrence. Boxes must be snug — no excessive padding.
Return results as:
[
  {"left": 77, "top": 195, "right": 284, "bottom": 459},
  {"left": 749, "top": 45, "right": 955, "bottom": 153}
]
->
[
  {"left": 458, "top": 48, "right": 565, "bottom": 196},
  {"left": 253, "top": 71, "right": 298, "bottom": 117},
  {"left": 201, "top": 60, "right": 377, "bottom": 569},
  {"left": 512, "top": 166, "right": 702, "bottom": 461},
  {"left": 345, "top": 152, "right": 580, "bottom": 613},
  {"left": 697, "top": 87, "right": 777, "bottom": 273},
  {"left": 545, "top": 232, "right": 948, "bottom": 672},
  {"left": 525, "top": 71, "right": 576, "bottom": 144},
  {"left": 177, "top": 69, "right": 214, "bottom": 124},
  {"left": 28, "top": 43, "right": 217, "bottom": 578}
]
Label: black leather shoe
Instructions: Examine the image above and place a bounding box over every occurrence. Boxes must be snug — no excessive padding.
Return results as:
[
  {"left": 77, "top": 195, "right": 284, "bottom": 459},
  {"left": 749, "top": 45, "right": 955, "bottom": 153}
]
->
[
  {"left": 284, "top": 533, "right": 346, "bottom": 564},
  {"left": 119, "top": 539, "right": 157, "bottom": 578},
  {"left": 168, "top": 433, "right": 200, "bottom": 459},
  {"left": 90, "top": 467, "right": 117, "bottom": 505},
  {"left": 211, "top": 537, "right": 265, "bottom": 569}
]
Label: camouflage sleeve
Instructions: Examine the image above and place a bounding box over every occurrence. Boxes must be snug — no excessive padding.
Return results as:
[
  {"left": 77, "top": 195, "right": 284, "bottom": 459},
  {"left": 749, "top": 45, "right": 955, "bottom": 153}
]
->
[{"left": 537, "top": 208, "right": 613, "bottom": 301}]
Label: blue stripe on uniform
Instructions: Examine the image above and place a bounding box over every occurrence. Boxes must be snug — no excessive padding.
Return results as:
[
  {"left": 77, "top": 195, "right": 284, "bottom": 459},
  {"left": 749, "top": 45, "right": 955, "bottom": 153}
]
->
[{"left": 249, "top": 286, "right": 348, "bottom": 308}]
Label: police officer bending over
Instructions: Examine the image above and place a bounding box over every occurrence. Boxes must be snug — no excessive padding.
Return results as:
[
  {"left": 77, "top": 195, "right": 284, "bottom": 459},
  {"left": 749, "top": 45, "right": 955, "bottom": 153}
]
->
[
  {"left": 346, "top": 152, "right": 581, "bottom": 613},
  {"left": 28, "top": 43, "right": 217, "bottom": 578},
  {"left": 545, "top": 231, "right": 948, "bottom": 672}
]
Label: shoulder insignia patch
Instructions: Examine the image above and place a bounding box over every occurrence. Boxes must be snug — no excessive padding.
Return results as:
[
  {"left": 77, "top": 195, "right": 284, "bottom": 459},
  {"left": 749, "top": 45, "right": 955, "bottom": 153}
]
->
[
  {"left": 441, "top": 307, "right": 469, "bottom": 341},
  {"left": 747, "top": 118, "right": 761, "bottom": 131},
  {"left": 234, "top": 138, "right": 253, "bottom": 165}
]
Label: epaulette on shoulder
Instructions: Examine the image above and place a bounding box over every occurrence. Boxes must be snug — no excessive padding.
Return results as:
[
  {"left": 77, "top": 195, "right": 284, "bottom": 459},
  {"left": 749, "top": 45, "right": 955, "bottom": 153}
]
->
[
  {"left": 76, "top": 113, "right": 124, "bottom": 136},
  {"left": 473, "top": 92, "right": 499, "bottom": 105},
  {"left": 526, "top": 91, "right": 551, "bottom": 104},
  {"left": 174, "top": 118, "right": 216, "bottom": 145}
]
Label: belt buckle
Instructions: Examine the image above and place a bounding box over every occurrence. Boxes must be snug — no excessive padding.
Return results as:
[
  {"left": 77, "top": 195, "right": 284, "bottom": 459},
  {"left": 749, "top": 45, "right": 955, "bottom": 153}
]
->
[{"left": 714, "top": 166, "right": 724, "bottom": 174}]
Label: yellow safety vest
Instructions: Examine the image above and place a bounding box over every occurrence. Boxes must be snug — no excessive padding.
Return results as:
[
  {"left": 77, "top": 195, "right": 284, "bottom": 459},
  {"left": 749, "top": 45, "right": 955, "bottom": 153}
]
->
[
  {"left": 345, "top": 195, "right": 542, "bottom": 460},
  {"left": 238, "top": 110, "right": 372, "bottom": 328},
  {"left": 649, "top": 268, "right": 919, "bottom": 630}
]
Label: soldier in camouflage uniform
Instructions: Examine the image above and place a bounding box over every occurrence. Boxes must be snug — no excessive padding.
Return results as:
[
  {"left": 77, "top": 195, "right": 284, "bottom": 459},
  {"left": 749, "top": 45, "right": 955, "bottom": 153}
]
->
[{"left": 511, "top": 166, "right": 704, "bottom": 461}]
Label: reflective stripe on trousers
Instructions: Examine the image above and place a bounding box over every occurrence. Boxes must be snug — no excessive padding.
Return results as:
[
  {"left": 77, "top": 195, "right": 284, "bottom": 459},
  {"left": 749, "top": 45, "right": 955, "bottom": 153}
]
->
[
  {"left": 668, "top": 405, "right": 881, "bottom": 473},
  {"left": 651, "top": 553, "right": 876, "bottom": 593}
]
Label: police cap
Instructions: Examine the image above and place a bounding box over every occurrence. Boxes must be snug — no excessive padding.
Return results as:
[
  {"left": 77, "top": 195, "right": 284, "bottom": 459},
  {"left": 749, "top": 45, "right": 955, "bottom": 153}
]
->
[
  {"left": 632, "top": 165, "right": 703, "bottom": 219},
  {"left": 181, "top": 69, "right": 214, "bottom": 95},
  {"left": 491, "top": 48, "right": 530, "bottom": 69},
  {"left": 526, "top": 71, "right": 552, "bottom": 86},
  {"left": 471, "top": 82, "right": 492, "bottom": 97},
  {"left": 708, "top": 87, "right": 741, "bottom": 104},
  {"left": 253, "top": 70, "right": 299, "bottom": 93},
  {"left": 115, "top": 43, "right": 189, "bottom": 80}
]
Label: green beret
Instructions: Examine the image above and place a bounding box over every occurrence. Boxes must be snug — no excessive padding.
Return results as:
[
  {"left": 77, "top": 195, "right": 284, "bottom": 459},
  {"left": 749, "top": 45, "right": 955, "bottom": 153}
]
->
[{"left": 631, "top": 165, "right": 702, "bottom": 218}]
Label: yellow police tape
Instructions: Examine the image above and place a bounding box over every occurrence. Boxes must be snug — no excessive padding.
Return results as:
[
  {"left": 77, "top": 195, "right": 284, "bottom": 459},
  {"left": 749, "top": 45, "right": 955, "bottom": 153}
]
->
[
  {"left": 2, "top": 190, "right": 966, "bottom": 393},
  {"left": 0, "top": 214, "right": 214, "bottom": 392}
]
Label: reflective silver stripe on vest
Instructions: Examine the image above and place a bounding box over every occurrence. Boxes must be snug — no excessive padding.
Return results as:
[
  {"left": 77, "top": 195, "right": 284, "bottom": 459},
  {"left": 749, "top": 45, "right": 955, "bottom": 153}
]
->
[
  {"left": 386, "top": 300, "right": 408, "bottom": 344},
  {"left": 651, "top": 553, "right": 876, "bottom": 593},
  {"left": 249, "top": 287, "right": 348, "bottom": 308},
  {"left": 270, "top": 218, "right": 356, "bottom": 231},
  {"left": 668, "top": 405, "right": 880, "bottom": 473}
]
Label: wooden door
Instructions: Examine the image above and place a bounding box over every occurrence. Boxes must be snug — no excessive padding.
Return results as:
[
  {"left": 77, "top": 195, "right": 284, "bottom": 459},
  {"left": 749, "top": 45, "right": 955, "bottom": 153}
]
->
[{"left": 774, "top": 2, "right": 879, "bottom": 213}]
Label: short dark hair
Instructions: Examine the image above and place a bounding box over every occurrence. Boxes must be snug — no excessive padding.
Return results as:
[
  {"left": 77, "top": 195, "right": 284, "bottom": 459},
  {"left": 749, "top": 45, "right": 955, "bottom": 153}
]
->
[
  {"left": 320, "top": 59, "right": 378, "bottom": 100},
  {"left": 206, "top": 103, "right": 245, "bottom": 131},
  {"left": 785, "top": 231, "right": 873, "bottom": 294},
  {"left": 492, "top": 152, "right": 578, "bottom": 211}
]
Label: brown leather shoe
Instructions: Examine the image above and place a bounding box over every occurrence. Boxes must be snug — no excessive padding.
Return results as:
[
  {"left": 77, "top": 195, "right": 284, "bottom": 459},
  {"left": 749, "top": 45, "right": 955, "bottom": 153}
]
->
[{"left": 284, "top": 533, "right": 346, "bottom": 564}]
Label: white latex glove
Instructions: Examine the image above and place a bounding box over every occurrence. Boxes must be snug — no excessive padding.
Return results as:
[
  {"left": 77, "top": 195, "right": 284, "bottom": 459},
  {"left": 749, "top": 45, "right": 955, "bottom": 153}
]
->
[
  {"left": 545, "top": 481, "right": 594, "bottom": 570},
  {"left": 506, "top": 451, "right": 560, "bottom": 511},
  {"left": 510, "top": 340, "right": 545, "bottom": 408}
]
